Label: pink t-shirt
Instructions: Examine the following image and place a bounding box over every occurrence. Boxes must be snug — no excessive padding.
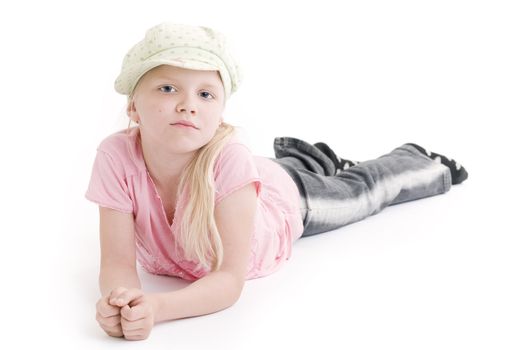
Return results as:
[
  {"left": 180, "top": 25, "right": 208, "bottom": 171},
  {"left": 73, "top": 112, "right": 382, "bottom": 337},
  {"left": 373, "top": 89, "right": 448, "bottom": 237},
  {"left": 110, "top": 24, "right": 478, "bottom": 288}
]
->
[{"left": 85, "top": 127, "right": 304, "bottom": 281}]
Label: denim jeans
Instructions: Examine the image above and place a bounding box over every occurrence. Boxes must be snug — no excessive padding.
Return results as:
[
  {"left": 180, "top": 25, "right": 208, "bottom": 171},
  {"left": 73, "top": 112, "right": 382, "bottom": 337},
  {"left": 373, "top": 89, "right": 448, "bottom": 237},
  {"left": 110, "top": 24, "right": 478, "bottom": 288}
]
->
[{"left": 270, "top": 137, "right": 452, "bottom": 238}]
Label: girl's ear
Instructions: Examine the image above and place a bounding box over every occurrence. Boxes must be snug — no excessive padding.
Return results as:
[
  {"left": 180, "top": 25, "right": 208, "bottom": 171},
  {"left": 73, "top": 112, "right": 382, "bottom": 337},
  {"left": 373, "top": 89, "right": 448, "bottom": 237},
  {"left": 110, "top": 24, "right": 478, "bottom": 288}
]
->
[{"left": 127, "top": 98, "right": 140, "bottom": 123}]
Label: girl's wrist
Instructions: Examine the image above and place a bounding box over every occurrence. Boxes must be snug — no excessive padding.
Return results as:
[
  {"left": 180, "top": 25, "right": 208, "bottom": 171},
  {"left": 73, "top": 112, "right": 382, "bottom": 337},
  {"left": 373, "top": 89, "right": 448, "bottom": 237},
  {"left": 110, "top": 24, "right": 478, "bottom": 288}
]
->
[{"left": 144, "top": 292, "right": 163, "bottom": 324}]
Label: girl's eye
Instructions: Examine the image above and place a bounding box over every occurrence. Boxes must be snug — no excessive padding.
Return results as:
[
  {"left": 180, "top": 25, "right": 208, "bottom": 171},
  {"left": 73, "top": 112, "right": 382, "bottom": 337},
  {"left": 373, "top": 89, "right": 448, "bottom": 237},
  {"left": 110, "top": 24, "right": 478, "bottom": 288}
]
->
[
  {"left": 200, "top": 91, "right": 214, "bottom": 99},
  {"left": 159, "top": 85, "right": 176, "bottom": 93}
]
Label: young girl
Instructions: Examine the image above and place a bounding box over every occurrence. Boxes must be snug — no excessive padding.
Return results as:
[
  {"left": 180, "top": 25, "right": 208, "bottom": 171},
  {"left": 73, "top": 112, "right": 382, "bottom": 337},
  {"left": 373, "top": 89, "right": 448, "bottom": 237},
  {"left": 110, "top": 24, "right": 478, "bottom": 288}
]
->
[{"left": 86, "top": 22, "right": 468, "bottom": 341}]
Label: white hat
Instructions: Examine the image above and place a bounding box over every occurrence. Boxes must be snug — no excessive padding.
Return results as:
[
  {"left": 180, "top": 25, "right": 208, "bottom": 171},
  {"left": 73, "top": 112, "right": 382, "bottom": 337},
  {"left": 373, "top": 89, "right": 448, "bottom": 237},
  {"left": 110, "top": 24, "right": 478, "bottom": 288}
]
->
[{"left": 114, "top": 22, "right": 242, "bottom": 99}]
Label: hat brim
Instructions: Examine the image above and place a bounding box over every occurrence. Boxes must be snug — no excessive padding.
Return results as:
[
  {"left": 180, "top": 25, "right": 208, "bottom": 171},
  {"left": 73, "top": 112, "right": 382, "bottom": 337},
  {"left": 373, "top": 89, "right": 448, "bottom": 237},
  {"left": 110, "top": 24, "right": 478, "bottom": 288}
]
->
[{"left": 114, "top": 47, "right": 231, "bottom": 97}]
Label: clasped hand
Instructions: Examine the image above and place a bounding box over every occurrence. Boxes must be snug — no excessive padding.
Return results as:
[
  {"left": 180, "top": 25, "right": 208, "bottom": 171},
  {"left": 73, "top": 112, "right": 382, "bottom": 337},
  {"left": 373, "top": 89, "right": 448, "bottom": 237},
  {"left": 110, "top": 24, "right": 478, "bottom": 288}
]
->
[{"left": 95, "top": 287, "right": 156, "bottom": 341}]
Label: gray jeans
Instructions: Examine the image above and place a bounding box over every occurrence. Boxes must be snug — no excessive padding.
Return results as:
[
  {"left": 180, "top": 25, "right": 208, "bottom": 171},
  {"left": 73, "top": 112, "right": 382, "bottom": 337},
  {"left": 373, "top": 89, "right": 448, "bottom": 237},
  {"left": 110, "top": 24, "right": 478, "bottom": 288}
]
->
[{"left": 270, "top": 137, "right": 452, "bottom": 238}]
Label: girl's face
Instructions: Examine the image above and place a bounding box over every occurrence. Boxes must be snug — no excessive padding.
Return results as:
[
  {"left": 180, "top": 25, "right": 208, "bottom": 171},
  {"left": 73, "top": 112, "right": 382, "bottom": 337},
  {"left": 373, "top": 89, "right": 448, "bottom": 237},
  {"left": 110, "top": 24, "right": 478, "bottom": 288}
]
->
[{"left": 128, "top": 65, "right": 225, "bottom": 155}]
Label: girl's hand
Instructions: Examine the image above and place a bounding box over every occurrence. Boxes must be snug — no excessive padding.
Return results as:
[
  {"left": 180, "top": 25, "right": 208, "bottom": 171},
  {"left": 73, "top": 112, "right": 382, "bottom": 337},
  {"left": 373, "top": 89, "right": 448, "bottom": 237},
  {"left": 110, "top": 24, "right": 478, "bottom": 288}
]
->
[
  {"left": 108, "top": 287, "right": 156, "bottom": 341},
  {"left": 108, "top": 287, "right": 144, "bottom": 308},
  {"left": 95, "top": 295, "right": 124, "bottom": 338}
]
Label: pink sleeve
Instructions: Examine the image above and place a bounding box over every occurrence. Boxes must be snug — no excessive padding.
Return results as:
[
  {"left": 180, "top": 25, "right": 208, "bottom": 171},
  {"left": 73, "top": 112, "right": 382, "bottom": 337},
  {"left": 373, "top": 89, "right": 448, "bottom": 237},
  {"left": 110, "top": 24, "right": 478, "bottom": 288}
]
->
[
  {"left": 214, "top": 143, "right": 262, "bottom": 204},
  {"left": 85, "top": 150, "right": 134, "bottom": 213}
]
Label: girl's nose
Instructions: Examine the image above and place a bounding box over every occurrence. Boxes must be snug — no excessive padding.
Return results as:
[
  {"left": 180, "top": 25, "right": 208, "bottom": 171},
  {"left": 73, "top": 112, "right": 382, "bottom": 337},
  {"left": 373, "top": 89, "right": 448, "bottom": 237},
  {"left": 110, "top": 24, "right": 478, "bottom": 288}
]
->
[
  {"left": 176, "top": 105, "right": 196, "bottom": 114},
  {"left": 176, "top": 95, "right": 197, "bottom": 115}
]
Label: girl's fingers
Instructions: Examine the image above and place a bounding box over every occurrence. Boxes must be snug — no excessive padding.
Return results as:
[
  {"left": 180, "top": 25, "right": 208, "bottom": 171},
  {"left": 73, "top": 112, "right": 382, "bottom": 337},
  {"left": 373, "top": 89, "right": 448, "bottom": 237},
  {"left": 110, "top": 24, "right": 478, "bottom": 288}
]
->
[
  {"left": 109, "top": 288, "right": 144, "bottom": 307},
  {"left": 122, "top": 323, "right": 152, "bottom": 341},
  {"left": 107, "top": 331, "right": 124, "bottom": 338},
  {"left": 122, "top": 320, "right": 146, "bottom": 332},
  {"left": 95, "top": 312, "right": 124, "bottom": 337},
  {"left": 124, "top": 332, "right": 148, "bottom": 341},
  {"left": 96, "top": 312, "right": 121, "bottom": 328},
  {"left": 108, "top": 287, "right": 128, "bottom": 301},
  {"left": 96, "top": 297, "right": 121, "bottom": 317},
  {"left": 105, "top": 326, "right": 124, "bottom": 338},
  {"left": 120, "top": 304, "right": 147, "bottom": 322}
]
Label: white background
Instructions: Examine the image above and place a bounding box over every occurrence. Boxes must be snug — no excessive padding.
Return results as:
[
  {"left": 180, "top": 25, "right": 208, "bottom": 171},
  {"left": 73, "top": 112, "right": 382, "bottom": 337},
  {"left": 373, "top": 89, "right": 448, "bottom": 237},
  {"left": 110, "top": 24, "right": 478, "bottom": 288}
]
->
[{"left": 1, "top": 0, "right": 523, "bottom": 349}]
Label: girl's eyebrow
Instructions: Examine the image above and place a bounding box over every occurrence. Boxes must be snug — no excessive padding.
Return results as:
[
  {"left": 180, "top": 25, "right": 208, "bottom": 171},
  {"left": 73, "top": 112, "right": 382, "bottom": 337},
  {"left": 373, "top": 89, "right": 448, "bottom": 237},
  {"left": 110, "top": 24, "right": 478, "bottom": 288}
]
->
[{"left": 200, "top": 83, "right": 221, "bottom": 90}]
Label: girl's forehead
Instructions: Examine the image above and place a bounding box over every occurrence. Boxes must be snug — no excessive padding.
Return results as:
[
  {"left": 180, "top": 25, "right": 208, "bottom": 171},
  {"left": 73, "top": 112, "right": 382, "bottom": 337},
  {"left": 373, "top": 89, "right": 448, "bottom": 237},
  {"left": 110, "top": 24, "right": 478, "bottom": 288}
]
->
[{"left": 149, "top": 65, "right": 220, "bottom": 80}]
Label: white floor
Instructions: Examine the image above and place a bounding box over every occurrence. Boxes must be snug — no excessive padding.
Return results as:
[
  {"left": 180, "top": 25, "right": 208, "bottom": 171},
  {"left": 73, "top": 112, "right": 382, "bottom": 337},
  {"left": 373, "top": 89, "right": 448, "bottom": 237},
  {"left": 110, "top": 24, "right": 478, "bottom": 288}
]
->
[
  {"left": 43, "top": 170, "right": 525, "bottom": 349},
  {"left": 2, "top": 2, "right": 524, "bottom": 349}
]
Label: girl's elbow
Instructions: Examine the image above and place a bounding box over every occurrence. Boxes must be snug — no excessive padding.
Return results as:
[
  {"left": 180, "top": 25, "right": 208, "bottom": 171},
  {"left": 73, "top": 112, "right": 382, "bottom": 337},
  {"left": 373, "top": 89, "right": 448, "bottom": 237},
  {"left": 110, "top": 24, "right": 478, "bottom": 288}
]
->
[{"left": 225, "top": 272, "right": 245, "bottom": 303}]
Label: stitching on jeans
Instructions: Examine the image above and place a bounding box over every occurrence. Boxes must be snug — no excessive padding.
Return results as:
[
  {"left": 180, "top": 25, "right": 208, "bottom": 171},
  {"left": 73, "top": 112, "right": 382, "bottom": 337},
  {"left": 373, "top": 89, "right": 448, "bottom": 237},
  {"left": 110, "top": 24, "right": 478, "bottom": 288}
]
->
[{"left": 443, "top": 165, "right": 452, "bottom": 191}]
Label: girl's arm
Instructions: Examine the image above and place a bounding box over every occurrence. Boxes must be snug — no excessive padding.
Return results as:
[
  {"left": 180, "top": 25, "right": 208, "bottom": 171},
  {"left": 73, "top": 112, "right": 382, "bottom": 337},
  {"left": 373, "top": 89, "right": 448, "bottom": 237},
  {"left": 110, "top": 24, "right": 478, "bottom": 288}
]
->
[
  {"left": 152, "top": 182, "right": 258, "bottom": 322},
  {"left": 98, "top": 207, "right": 141, "bottom": 296}
]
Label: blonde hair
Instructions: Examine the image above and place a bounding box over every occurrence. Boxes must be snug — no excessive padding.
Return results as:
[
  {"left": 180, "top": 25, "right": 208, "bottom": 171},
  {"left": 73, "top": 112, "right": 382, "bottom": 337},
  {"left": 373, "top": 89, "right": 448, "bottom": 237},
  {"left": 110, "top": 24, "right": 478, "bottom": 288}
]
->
[
  {"left": 177, "top": 122, "right": 235, "bottom": 271},
  {"left": 127, "top": 118, "right": 235, "bottom": 272}
]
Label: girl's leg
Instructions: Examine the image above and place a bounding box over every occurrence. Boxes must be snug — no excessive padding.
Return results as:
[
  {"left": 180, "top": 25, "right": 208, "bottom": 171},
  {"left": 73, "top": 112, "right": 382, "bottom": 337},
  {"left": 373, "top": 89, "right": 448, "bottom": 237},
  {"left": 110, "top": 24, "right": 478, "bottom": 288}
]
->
[{"left": 270, "top": 137, "right": 466, "bottom": 238}]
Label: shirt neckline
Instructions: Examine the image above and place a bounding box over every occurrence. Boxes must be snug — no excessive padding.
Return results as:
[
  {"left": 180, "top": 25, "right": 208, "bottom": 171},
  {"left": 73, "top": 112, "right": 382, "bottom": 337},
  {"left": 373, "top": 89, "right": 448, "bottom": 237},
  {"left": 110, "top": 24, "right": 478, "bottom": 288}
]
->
[{"left": 128, "top": 126, "right": 181, "bottom": 230}]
